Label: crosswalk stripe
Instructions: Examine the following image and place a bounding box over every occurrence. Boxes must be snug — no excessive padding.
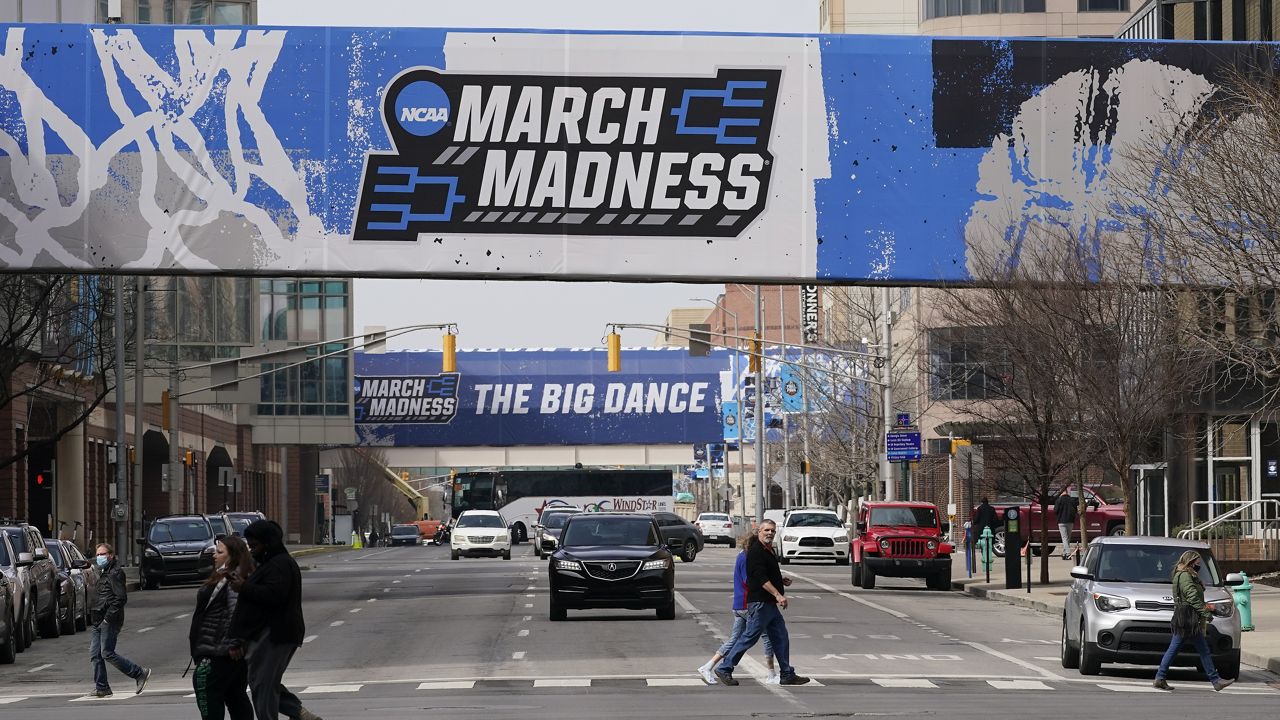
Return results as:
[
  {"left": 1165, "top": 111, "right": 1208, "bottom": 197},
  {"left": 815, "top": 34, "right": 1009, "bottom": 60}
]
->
[
  {"left": 873, "top": 678, "right": 937, "bottom": 688},
  {"left": 69, "top": 694, "right": 132, "bottom": 702},
  {"left": 988, "top": 680, "right": 1052, "bottom": 691},
  {"left": 0, "top": 698, "right": 27, "bottom": 704},
  {"left": 647, "top": 678, "right": 706, "bottom": 686},
  {"left": 1098, "top": 684, "right": 1165, "bottom": 693},
  {"left": 533, "top": 679, "right": 591, "bottom": 687},
  {"left": 300, "top": 684, "right": 363, "bottom": 694},
  {"left": 418, "top": 681, "right": 476, "bottom": 690}
]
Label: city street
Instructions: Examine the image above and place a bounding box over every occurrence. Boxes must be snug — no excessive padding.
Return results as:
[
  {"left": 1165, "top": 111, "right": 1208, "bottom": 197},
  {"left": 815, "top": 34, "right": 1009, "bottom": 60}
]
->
[{"left": 0, "top": 545, "right": 1277, "bottom": 718}]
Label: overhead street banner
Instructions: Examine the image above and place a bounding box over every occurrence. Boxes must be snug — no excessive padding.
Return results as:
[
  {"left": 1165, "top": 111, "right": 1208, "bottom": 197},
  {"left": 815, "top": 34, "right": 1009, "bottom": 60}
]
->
[
  {"left": 0, "top": 25, "right": 1256, "bottom": 282},
  {"left": 355, "top": 347, "right": 729, "bottom": 446}
]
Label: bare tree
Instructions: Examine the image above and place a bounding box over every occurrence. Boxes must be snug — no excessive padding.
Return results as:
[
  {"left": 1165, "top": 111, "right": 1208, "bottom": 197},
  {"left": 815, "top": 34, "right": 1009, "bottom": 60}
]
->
[{"left": 332, "top": 447, "right": 416, "bottom": 535}]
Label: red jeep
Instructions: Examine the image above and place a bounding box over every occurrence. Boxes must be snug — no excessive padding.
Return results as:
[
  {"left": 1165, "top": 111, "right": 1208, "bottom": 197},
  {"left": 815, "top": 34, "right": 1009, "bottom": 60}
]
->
[{"left": 851, "top": 501, "right": 953, "bottom": 591}]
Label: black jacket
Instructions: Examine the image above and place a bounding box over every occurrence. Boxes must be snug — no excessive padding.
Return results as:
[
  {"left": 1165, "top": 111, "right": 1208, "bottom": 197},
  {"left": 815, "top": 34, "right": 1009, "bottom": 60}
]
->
[
  {"left": 91, "top": 560, "right": 127, "bottom": 626},
  {"left": 745, "top": 539, "right": 785, "bottom": 605},
  {"left": 973, "top": 502, "right": 999, "bottom": 534},
  {"left": 1054, "top": 494, "right": 1079, "bottom": 525},
  {"left": 228, "top": 545, "right": 305, "bottom": 645},
  {"left": 189, "top": 579, "right": 240, "bottom": 659}
]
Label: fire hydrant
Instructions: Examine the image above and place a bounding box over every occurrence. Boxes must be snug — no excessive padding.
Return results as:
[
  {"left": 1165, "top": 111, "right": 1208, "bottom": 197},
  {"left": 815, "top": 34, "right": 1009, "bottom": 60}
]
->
[
  {"left": 1232, "top": 573, "right": 1254, "bottom": 631},
  {"left": 978, "top": 526, "right": 994, "bottom": 571}
]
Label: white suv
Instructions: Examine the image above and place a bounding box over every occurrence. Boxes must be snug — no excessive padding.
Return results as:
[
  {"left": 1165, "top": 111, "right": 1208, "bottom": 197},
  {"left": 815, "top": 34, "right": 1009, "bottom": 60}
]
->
[
  {"left": 451, "top": 510, "right": 513, "bottom": 560},
  {"left": 694, "top": 513, "right": 734, "bottom": 547},
  {"left": 776, "top": 508, "right": 850, "bottom": 565}
]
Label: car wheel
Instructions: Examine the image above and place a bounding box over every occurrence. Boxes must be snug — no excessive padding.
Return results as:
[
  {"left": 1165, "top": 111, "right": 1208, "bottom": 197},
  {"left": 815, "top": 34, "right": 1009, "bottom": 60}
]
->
[
  {"left": 1108, "top": 524, "right": 1126, "bottom": 537},
  {"left": 37, "top": 596, "right": 59, "bottom": 639},
  {"left": 657, "top": 596, "right": 676, "bottom": 620},
  {"left": 930, "top": 569, "right": 951, "bottom": 591},
  {"left": 681, "top": 540, "right": 698, "bottom": 563},
  {"left": 534, "top": 544, "right": 542, "bottom": 558},
  {"left": 0, "top": 611, "right": 15, "bottom": 664},
  {"left": 21, "top": 602, "right": 35, "bottom": 649},
  {"left": 1078, "top": 620, "right": 1101, "bottom": 675},
  {"left": 779, "top": 556, "right": 790, "bottom": 565},
  {"left": 851, "top": 562, "right": 862, "bottom": 587},
  {"left": 860, "top": 563, "right": 876, "bottom": 590},
  {"left": 549, "top": 597, "right": 567, "bottom": 622},
  {"left": 1216, "top": 650, "right": 1240, "bottom": 680},
  {"left": 1060, "top": 615, "right": 1080, "bottom": 669},
  {"left": 514, "top": 524, "right": 527, "bottom": 544},
  {"left": 992, "top": 529, "right": 1007, "bottom": 558},
  {"left": 451, "top": 550, "right": 459, "bottom": 561},
  {"left": 836, "top": 556, "right": 851, "bottom": 566},
  {"left": 143, "top": 576, "right": 160, "bottom": 590},
  {"left": 503, "top": 549, "right": 511, "bottom": 560}
]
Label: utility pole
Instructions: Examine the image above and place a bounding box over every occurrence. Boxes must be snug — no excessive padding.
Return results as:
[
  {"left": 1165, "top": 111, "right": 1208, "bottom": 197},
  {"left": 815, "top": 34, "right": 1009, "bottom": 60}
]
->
[
  {"left": 881, "top": 286, "right": 895, "bottom": 502},
  {"left": 779, "top": 287, "right": 791, "bottom": 510},
  {"left": 754, "top": 285, "right": 766, "bottom": 523},
  {"left": 133, "top": 277, "right": 145, "bottom": 561},
  {"left": 113, "top": 276, "right": 127, "bottom": 561}
]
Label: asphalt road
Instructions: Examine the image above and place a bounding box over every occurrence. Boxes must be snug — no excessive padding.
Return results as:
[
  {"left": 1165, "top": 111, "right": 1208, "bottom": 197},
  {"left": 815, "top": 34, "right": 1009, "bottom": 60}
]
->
[{"left": 1, "top": 544, "right": 1277, "bottom": 719}]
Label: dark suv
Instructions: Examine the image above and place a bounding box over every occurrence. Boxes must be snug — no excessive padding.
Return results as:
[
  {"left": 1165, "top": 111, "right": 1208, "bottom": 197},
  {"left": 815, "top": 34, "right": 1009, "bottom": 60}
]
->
[
  {"left": 0, "top": 524, "right": 59, "bottom": 638},
  {"left": 652, "top": 511, "right": 703, "bottom": 563},
  {"left": 548, "top": 513, "right": 676, "bottom": 621},
  {"left": 138, "top": 515, "right": 217, "bottom": 589}
]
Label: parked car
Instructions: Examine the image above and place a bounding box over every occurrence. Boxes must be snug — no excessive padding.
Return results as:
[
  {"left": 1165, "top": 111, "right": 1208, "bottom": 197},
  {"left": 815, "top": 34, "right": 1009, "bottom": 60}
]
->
[
  {"left": 548, "top": 512, "right": 676, "bottom": 621},
  {"left": 222, "top": 511, "right": 268, "bottom": 536},
  {"left": 972, "top": 485, "right": 1126, "bottom": 557},
  {"left": 389, "top": 524, "right": 422, "bottom": 547},
  {"left": 1061, "top": 536, "right": 1243, "bottom": 679},
  {"left": 0, "top": 531, "right": 34, "bottom": 651},
  {"left": 651, "top": 511, "right": 703, "bottom": 562},
  {"left": 851, "top": 501, "right": 952, "bottom": 590},
  {"left": 534, "top": 507, "right": 582, "bottom": 558},
  {"left": 0, "top": 537, "right": 19, "bottom": 663},
  {"left": 206, "top": 514, "right": 236, "bottom": 538},
  {"left": 42, "top": 539, "right": 83, "bottom": 635},
  {"left": 776, "top": 507, "right": 850, "bottom": 565},
  {"left": 138, "top": 515, "right": 218, "bottom": 589},
  {"left": 693, "top": 512, "right": 734, "bottom": 547},
  {"left": 63, "top": 541, "right": 96, "bottom": 629},
  {"left": 451, "top": 510, "right": 512, "bottom": 560},
  {"left": 0, "top": 523, "right": 59, "bottom": 638}
]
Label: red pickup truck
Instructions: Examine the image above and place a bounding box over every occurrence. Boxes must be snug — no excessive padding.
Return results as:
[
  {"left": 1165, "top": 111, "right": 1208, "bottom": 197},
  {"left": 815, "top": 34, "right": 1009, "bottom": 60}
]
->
[{"left": 972, "top": 485, "right": 1126, "bottom": 557}]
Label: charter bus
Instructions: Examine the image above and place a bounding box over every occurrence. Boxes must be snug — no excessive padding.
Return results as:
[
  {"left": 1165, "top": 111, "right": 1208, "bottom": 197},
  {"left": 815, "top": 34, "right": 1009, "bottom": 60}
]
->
[{"left": 450, "top": 468, "right": 674, "bottom": 543}]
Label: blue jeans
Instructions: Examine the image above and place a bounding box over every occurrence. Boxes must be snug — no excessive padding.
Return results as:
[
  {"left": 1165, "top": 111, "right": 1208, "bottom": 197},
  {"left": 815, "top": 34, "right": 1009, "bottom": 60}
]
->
[
  {"left": 717, "top": 609, "right": 775, "bottom": 659},
  {"left": 716, "top": 602, "right": 793, "bottom": 677},
  {"left": 89, "top": 621, "right": 144, "bottom": 692},
  {"left": 1155, "top": 631, "right": 1220, "bottom": 682}
]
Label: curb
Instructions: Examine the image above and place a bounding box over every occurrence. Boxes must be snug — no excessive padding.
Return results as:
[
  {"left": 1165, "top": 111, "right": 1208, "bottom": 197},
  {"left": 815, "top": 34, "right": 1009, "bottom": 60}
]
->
[
  {"left": 293, "top": 545, "right": 354, "bottom": 559},
  {"left": 950, "top": 579, "right": 1062, "bottom": 616}
]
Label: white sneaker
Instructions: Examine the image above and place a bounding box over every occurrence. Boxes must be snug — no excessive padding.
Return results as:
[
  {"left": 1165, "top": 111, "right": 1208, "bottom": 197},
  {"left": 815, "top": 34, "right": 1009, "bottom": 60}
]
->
[
  {"left": 698, "top": 663, "right": 716, "bottom": 685},
  {"left": 766, "top": 672, "right": 781, "bottom": 685}
]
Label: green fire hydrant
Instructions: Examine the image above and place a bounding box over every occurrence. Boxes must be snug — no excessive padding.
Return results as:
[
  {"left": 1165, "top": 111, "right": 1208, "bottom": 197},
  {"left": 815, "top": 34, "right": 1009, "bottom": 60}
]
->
[
  {"left": 1232, "top": 573, "right": 1254, "bottom": 631},
  {"left": 978, "top": 526, "right": 994, "bottom": 571}
]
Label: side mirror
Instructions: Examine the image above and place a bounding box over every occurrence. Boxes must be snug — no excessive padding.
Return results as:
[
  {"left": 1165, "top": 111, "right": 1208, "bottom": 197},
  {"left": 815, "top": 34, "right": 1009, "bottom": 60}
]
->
[
  {"left": 940, "top": 522, "right": 951, "bottom": 535},
  {"left": 15, "top": 552, "right": 33, "bottom": 567},
  {"left": 855, "top": 521, "right": 866, "bottom": 534},
  {"left": 1225, "top": 572, "right": 1245, "bottom": 587},
  {"left": 33, "top": 548, "right": 47, "bottom": 560},
  {"left": 667, "top": 537, "right": 682, "bottom": 549},
  {"left": 71, "top": 559, "right": 90, "bottom": 570},
  {"left": 1069, "top": 565, "right": 1093, "bottom": 581}
]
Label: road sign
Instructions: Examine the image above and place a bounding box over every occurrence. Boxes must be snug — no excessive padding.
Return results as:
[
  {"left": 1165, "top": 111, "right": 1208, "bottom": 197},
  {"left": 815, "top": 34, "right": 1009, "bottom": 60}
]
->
[
  {"left": 886, "top": 431, "right": 922, "bottom": 462},
  {"left": 896, "top": 412, "right": 912, "bottom": 428},
  {"left": 315, "top": 474, "right": 330, "bottom": 494},
  {"left": 344, "top": 487, "right": 358, "bottom": 501}
]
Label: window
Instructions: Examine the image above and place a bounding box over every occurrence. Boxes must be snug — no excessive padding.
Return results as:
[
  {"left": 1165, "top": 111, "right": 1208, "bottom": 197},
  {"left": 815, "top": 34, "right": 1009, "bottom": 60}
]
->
[
  {"left": 213, "top": 1, "right": 247, "bottom": 23},
  {"left": 256, "top": 279, "right": 350, "bottom": 417},
  {"left": 1078, "top": 0, "right": 1128, "bottom": 10},
  {"left": 928, "top": 327, "right": 1010, "bottom": 401}
]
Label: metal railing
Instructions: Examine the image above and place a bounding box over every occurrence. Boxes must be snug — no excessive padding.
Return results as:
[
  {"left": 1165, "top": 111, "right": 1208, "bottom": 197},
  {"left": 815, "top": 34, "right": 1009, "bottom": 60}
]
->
[{"left": 1178, "top": 500, "right": 1280, "bottom": 562}]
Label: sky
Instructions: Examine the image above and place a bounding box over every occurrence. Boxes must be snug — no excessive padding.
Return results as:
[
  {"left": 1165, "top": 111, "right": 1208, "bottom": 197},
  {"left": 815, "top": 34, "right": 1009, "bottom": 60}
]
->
[{"left": 258, "top": 0, "right": 821, "bottom": 350}]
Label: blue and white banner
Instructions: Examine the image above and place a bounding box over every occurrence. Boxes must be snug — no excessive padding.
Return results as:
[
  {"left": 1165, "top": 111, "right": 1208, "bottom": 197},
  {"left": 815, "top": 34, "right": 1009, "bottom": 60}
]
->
[
  {"left": 356, "top": 348, "right": 728, "bottom": 446},
  {"left": 778, "top": 362, "right": 805, "bottom": 413},
  {"left": 0, "top": 25, "right": 1260, "bottom": 283},
  {"left": 721, "top": 401, "right": 740, "bottom": 441}
]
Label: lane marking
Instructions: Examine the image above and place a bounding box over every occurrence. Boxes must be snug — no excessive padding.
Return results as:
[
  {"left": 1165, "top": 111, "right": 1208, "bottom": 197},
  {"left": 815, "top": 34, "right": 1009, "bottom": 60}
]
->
[
  {"left": 1099, "top": 684, "right": 1165, "bottom": 693},
  {"left": 647, "top": 678, "right": 705, "bottom": 687},
  {"left": 382, "top": 588, "right": 391, "bottom": 593},
  {"left": 137, "top": 627, "right": 154, "bottom": 633},
  {"left": 513, "top": 651, "right": 527, "bottom": 660},
  {"left": 418, "top": 681, "right": 475, "bottom": 690},
  {"left": 988, "top": 680, "right": 1053, "bottom": 690},
  {"left": 174, "top": 613, "right": 190, "bottom": 619},
  {"left": 27, "top": 663, "right": 53, "bottom": 673},
  {"left": 393, "top": 580, "right": 401, "bottom": 584},
  {"left": 303, "top": 635, "right": 318, "bottom": 643},
  {"left": 368, "top": 598, "right": 378, "bottom": 602},
  {"left": 534, "top": 678, "right": 590, "bottom": 687},
  {"left": 0, "top": 698, "right": 26, "bottom": 704},
  {"left": 524, "top": 603, "right": 533, "bottom": 608},
  {"left": 518, "top": 629, "right": 530, "bottom": 637},
  {"left": 526, "top": 594, "right": 535, "bottom": 598},
  {"left": 872, "top": 678, "right": 937, "bottom": 688},
  {"left": 350, "top": 608, "right": 362, "bottom": 614},
  {"left": 963, "top": 642, "right": 1064, "bottom": 681},
  {"left": 1033, "top": 656, "right": 1059, "bottom": 661},
  {"left": 330, "top": 621, "right": 345, "bottom": 627},
  {"left": 781, "top": 570, "right": 909, "bottom": 619},
  {"left": 522, "top": 615, "right": 531, "bottom": 622},
  {"left": 300, "top": 684, "right": 363, "bottom": 694}
]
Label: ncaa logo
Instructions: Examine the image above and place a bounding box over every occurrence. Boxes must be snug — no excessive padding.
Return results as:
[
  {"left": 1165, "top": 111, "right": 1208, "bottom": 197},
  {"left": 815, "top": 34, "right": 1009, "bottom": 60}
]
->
[{"left": 393, "top": 80, "right": 450, "bottom": 137}]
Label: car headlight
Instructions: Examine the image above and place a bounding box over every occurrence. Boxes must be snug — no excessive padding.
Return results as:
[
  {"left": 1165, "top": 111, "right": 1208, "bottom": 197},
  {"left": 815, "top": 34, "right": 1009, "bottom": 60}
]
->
[
  {"left": 555, "top": 559, "right": 582, "bottom": 572},
  {"left": 454, "top": 535, "right": 468, "bottom": 544},
  {"left": 144, "top": 548, "right": 160, "bottom": 558},
  {"left": 1212, "top": 601, "right": 1235, "bottom": 618},
  {"left": 642, "top": 558, "right": 671, "bottom": 571},
  {"left": 879, "top": 539, "right": 890, "bottom": 550},
  {"left": 201, "top": 546, "right": 215, "bottom": 555},
  {"left": 926, "top": 540, "right": 937, "bottom": 550},
  {"left": 783, "top": 535, "right": 798, "bottom": 543},
  {"left": 1092, "top": 593, "right": 1131, "bottom": 612}
]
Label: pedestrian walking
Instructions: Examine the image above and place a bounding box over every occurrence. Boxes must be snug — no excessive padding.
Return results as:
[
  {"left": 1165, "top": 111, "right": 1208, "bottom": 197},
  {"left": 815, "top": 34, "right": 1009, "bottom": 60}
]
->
[
  {"left": 86, "top": 543, "right": 152, "bottom": 698},
  {"left": 228, "top": 520, "right": 323, "bottom": 720},
  {"left": 1153, "top": 550, "right": 1234, "bottom": 692},
  {"left": 1053, "top": 491, "right": 1079, "bottom": 560},
  {"left": 697, "top": 532, "right": 777, "bottom": 685},
  {"left": 713, "top": 520, "right": 809, "bottom": 687},
  {"left": 367, "top": 528, "right": 380, "bottom": 548},
  {"left": 190, "top": 534, "right": 255, "bottom": 720}
]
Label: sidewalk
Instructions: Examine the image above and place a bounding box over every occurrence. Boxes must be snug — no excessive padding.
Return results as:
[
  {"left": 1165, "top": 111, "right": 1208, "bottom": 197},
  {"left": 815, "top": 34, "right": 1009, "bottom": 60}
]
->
[
  {"left": 950, "top": 550, "right": 1280, "bottom": 675},
  {"left": 121, "top": 543, "right": 351, "bottom": 590}
]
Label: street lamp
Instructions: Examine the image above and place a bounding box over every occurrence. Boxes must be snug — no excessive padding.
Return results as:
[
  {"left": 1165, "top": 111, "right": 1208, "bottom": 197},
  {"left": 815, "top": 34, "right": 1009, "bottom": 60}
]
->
[{"left": 691, "top": 297, "right": 747, "bottom": 526}]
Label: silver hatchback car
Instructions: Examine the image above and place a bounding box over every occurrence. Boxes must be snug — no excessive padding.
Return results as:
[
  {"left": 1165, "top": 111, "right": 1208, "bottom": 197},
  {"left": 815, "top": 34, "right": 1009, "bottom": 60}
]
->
[{"left": 1062, "top": 536, "right": 1243, "bottom": 678}]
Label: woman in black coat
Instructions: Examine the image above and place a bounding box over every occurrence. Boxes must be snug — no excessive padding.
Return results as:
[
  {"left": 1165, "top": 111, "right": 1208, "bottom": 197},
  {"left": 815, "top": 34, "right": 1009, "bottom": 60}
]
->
[{"left": 189, "top": 535, "right": 255, "bottom": 719}]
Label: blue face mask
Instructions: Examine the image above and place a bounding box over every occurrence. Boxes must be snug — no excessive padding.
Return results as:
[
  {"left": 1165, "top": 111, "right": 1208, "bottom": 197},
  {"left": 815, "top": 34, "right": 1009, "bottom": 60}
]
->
[{"left": 95, "top": 556, "right": 109, "bottom": 568}]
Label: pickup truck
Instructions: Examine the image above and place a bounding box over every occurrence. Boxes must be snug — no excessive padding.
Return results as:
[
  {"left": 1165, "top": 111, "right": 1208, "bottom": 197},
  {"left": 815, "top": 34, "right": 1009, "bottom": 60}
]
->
[{"left": 971, "top": 485, "right": 1125, "bottom": 557}]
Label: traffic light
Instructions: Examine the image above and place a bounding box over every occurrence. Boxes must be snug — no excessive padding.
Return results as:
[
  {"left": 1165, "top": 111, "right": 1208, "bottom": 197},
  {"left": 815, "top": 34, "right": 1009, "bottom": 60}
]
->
[
  {"left": 400, "top": 471, "right": 410, "bottom": 483},
  {"left": 606, "top": 331, "right": 621, "bottom": 372},
  {"left": 183, "top": 450, "right": 194, "bottom": 467},
  {"left": 748, "top": 332, "right": 762, "bottom": 373},
  {"left": 35, "top": 470, "right": 52, "bottom": 490},
  {"left": 799, "top": 459, "right": 810, "bottom": 475},
  {"left": 688, "top": 323, "right": 711, "bottom": 357},
  {"left": 441, "top": 331, "right": 457, "bottom": 373}
]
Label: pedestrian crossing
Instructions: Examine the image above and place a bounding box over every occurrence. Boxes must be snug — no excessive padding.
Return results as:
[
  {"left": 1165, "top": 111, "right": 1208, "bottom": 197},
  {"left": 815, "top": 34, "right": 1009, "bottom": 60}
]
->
[{"left": 2, "top": 675, "right": 1274, "bottom": 705}]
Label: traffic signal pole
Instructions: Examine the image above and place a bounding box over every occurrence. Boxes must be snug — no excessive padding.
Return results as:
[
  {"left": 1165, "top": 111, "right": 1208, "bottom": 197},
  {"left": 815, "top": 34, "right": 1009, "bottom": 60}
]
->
[
  {"left": 754, "top": 285, "right": 766, "bottom": 524},
  {"left": 114, "top": 275, "right": 128, "bottom": 560},
  {"left": 881, "top": 286, "right": 895, "bottom": 502}
]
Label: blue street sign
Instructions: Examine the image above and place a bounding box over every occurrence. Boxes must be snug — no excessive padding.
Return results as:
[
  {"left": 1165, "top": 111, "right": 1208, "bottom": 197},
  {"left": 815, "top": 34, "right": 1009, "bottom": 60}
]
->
[{"left": 886, "top": 431, "right": 922, "bottom": 462}]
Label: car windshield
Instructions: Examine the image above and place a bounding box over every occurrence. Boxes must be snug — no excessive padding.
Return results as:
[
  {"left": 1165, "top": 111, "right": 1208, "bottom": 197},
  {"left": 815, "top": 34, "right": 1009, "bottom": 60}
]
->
[
  {"left": 700, "top": 514, "right": 730, "bottom": 522},
  {"left": 562, "top": 518, "right": 659, "bottom": 547},
  {"left": 1095, "top": 546, "right": 1222, "bottom": 585},
  {"left": 228, "top": 517, "right": 253, "bottom": 533},
  {"left": 149, "top": 520, "right": 212, "bottom": 543},
  {"left": 787, "top": 513, "right": 842, "bottom": 528},
  {"left": 44, "top": 542, "right": 66, "bottom": 569},
  {"left": 457, "top": 514, "right": 505, "bottom": 529},
  {"left": 4, "top": 529, "right": 28, "bottom": 553},
  {"left": 543, "top": 512, "right": 578, "bottom": 529},
  {"left": 869, "top": 507, "right": 938, "bottom": 527},
  {"left": 391, "top": 526, "right": 418, "bottom": 536}
]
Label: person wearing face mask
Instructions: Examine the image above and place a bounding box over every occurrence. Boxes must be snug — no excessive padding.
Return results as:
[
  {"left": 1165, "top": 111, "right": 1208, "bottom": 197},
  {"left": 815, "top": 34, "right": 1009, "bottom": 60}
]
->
[
  {"left": 189, "top": 535, "right": 255, "bottom": 719},
  {"left": 86, "top": 543, "right": 152, "bottom": 698},
  {"left": 227, "top": 520, "right": 321, "bottom": 720},
  {"left": 1153, "top": 550, "right": 1234, "bottom": 692}
]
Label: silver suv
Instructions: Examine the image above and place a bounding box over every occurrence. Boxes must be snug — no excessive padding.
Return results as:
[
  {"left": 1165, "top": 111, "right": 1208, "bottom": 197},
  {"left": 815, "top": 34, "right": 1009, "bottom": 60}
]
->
[{"left": 1061, "top": 536, "right": 1243, "bottom": 678}]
